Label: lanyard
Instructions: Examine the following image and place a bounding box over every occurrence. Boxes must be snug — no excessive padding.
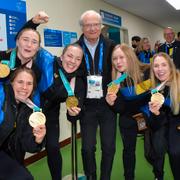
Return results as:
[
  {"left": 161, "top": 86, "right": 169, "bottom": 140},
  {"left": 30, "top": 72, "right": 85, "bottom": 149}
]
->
[
  {"left": 165, "top": 45, "right": 174, "bottom": 55},
  {"left": 59, "top": 69, "right": 74, "bottom": 96},
  {"left": 83, "top": 42, "right": 104, "bottom": 75},
  {"left": 1, "top": 49, "right": 16, "bottom": 69}
]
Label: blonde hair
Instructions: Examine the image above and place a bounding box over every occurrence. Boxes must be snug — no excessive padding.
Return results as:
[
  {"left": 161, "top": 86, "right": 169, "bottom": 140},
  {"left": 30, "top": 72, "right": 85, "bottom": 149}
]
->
[
  {"left": 112, "top": 43, "right": 149, "bottom": 89},
  {"left": 138, "top": 37, "right": 151, "bottom": 51},
  {"left": 150, "top": 52, "right": 180, "bottom": 114}
]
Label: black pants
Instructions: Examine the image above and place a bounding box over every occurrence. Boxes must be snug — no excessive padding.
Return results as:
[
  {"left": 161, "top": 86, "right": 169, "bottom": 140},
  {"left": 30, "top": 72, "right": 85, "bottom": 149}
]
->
[
  {"left": 45, "top": 103, "right": 62, "bottom": 180},
  {"left": 0, "top": 151, "right": 33, "bottom": 180},
  {"left": 80, "top": 100, "right": 116, "bottom": 180},
  {"left": 144, "top": 128, "right": 166, "bottom": 180},
  {"left": 145, "top": 124, "right": 180, "bottom": 180},
  {"left": 120, "top": 124, "right": 138, "bottom": 180}
]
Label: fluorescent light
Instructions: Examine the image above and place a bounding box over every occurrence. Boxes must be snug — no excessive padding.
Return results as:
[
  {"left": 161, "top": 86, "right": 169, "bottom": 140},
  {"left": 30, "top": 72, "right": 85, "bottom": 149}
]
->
[{"left": 166, "top": 0, "right": 180, "bottom": 10}]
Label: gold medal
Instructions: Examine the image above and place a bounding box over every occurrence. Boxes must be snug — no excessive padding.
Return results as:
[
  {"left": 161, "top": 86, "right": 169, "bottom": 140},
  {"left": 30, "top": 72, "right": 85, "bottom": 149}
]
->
[
  {"left": 107, "top": 83, "right": 119, "bottom": 94},
  {"left": 0, "top": 63, "right": 10, "bottom": 78},
  {"left": 66, "top": 96, "right": 78, "bottom": 108},
  {"left": 29, "top": 111, "right": 46, "bottom": 127},
  {"left": 151, "top": 92, "right": 165, "bottom": 105}
]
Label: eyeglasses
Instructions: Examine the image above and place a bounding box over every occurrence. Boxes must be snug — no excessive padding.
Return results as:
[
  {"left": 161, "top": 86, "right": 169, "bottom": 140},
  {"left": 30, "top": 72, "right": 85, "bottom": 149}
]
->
[
  {"left": 82, "top": 23, "right": 101, "bottom": 30},
  {"left": 164, "top": 32, "right": 174, "bottom": 36}
]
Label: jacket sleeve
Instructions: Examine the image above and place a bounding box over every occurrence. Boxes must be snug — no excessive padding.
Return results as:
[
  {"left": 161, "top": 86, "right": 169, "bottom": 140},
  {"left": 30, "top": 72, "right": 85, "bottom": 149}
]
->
[
  {"left": 111, "top": 90, "right": 151, "bottom": 115},
  {"left": 15, "top": 19, "right": 40, "bottom": 40},
  {"left": 20, "top": 118, "right": 45, "bottom": 153}
]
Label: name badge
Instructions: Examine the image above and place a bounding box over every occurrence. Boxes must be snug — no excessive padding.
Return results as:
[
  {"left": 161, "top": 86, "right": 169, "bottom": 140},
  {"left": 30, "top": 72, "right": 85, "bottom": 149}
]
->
[{"left": 87, "top": 75, "right": 103, "bottom": 99}]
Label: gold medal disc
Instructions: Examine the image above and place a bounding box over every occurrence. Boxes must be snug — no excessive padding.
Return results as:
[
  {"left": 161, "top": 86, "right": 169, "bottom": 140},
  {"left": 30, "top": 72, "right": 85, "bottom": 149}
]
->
[
  {"left": 66, "top": 96, "right": 78, "bottom": 108},
  {"left": 0, "top": 63, "right": 10, "bottom": 78},
  {"left": 29, "top": 112, "right": 46, "bottom": 127},
  {"left": 151, "top": 92, "right": 165, "bottom": 105},
  {"left": 107, "top": 83, "right": 119, "bottom": 94}
]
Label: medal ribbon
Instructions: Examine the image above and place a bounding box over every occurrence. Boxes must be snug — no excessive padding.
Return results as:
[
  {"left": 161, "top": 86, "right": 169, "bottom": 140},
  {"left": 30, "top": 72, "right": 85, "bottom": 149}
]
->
[
  {"left": 108, "top": 73, "right": 128, "bottom": 87},
  {"left": 18, "top": 98, "right": 41, "bottom": 112},
  {"left": 1, "top": 49, "right": 16, "bottom": 69},
  {"left": 151, "top": 81, "right": 167, "bottom": 94},
  {"left": 83, "top": 42, "right": 103, "bottom": 75},
  {"left": 58, "top": 69, "right": 74, "bottom": 96}
]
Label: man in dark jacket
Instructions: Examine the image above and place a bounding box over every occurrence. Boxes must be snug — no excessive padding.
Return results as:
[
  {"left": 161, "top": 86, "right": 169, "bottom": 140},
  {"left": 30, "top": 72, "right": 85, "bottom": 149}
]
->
[
  {"left": 158, "top": 27, "right": 180, "bottom": 69},
  {"left": 77, "top": 10, "right": 117, "bottom": 180}
]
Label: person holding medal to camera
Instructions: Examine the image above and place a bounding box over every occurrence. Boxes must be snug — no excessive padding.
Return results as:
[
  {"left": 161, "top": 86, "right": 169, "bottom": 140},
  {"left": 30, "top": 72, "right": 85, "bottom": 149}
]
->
[
  {"left": 38, "top": 43, "right": 85, "bottom": 180},
  {"left": 106, "top": 44, "right": 152, "bottom": 180},
  {"left": 14, "top": 12, "right": 85, "bottom": 179},
  {"left": 0, "top": 66, "right": 46, "bottom": 180},
  {"left": 144, "top": 52, "right": 180, "bottom": 180}
]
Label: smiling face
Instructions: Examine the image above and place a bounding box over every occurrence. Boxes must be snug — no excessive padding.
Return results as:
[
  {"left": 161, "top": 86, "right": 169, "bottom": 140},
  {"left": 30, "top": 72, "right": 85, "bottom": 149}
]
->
[
  {"left": 164, "top": 27, "right": 175, "bottom": 44},
  {"left": 12, "top": 71, "right": 34, "bottom": 102},
  {"left": 81, "top": 12, "right": 101, "bottom": 44},
  {"left": 153, "top": 56, "right": 171, "bottom": 82},
  {"left": 142, "top": 38, "right": 151, "bottom": 51},
  {"left": 112, "top": 47, "right": 128, "bottom": 73},
  {"left": 61, "top": 45, "right": 83, "bottom": 73},
  {"left": 16, "top": 29, "right": 40, "bottom": 63}
]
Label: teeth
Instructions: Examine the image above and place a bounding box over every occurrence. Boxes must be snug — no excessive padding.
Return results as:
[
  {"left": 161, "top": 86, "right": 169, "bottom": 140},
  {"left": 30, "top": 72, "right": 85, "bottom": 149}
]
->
[{"left": 18, "top": 92, "right": 27, "bottom": 96}]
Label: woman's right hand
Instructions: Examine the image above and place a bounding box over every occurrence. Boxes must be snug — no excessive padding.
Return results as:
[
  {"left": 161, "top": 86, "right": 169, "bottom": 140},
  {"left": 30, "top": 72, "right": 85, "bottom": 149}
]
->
[
  {"left": 105, "top": 93, "right": 117, "bottom": 106},
  {"left": 32, "top": 11, "right": 49, "bottom": 24},
  {"left": 149, "top": 101, "right": 162, "bottom": 115}
]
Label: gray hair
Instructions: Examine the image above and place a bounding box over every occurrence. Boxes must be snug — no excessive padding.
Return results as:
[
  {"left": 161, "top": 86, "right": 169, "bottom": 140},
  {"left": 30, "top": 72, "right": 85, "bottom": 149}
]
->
[{"left": 79, "top": 10, "right": 102, "bottom": 27}]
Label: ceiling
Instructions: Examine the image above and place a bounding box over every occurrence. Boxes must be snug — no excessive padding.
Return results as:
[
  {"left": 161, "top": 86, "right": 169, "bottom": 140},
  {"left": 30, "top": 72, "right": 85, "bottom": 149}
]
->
[{"left": 103, "top": 0, "right": 180, "bottom": 32}]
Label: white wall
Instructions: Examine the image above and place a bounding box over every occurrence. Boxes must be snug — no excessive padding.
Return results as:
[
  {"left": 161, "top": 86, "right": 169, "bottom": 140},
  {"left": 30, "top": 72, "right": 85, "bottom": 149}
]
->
[{"left": 26, "top": 0, "right": 165, "bottom": 142}]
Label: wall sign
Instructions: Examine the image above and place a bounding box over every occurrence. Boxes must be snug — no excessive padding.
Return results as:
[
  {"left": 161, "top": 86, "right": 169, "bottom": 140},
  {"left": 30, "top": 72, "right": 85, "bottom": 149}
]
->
[
  {"left": 0, "top": 0, "right": 26, "bottom": 50},
  {"left": 100, "top": 10, "right": 121, "bottom": 27}
]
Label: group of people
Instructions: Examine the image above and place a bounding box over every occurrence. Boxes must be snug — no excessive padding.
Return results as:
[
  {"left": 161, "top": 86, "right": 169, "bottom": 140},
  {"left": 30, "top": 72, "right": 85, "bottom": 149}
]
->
[{"left": 0, "top": 9, "right": 180, "bottom": 180}]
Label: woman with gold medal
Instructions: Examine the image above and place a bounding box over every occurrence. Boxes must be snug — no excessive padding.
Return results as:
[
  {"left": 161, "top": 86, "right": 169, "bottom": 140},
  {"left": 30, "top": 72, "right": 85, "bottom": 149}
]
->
[
  {"left": 0, "top": 66, "right": 46, "bottom": 180},
  {"left": 105, "top": 44, "right": 152, "bottom": 180},
  {"left": 145, "top": 52, "right": 180, "bottom": 180},
  {"left": 16, "top": 12, "right": 85, "bottom": 179},
  {"left": 39, "top": 43, "right": 85, "bottom": 180}
]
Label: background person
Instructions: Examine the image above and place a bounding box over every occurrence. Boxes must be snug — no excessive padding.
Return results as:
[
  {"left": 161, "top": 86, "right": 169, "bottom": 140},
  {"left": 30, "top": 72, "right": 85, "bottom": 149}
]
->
[
  {"left": 138, "top": 37, "right": 155, "bottom": 64},
  {"left": 158, "top": 27, "right": 180, "bottom": 69},
  {"left": 131, "top": 35, "right": 141, "bottom": 56}
]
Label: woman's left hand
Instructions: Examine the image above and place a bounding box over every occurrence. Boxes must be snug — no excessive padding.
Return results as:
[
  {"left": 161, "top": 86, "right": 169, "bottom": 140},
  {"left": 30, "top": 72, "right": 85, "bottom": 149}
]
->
[{"left": 33, "top": 124, "right": 46, "bottom": 144}]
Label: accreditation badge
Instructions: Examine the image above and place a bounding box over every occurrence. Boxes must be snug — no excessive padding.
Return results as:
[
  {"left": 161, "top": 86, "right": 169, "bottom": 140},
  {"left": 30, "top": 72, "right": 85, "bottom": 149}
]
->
[
  {"left": 66, "top": 96, "right": 79, "bottom": 108},
  {"left": 87, "top": 75, "right": 103, "bottom": 99},
  {"left": 29, "top": 111, "right": 46, "bottom": 128},
  {"left": 0, "top": 63, "right": 10, "bottom": 78}
]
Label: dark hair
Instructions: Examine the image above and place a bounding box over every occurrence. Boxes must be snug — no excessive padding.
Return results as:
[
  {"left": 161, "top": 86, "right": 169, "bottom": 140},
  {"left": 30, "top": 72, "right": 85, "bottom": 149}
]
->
[
  {"left": 177, "top": 32, "right": 180, "bottom": 38},
  {"left": 10, "top": 66, "right": 37, "bottom": 97},
  {"left": 62, "top": 43, "right": 83, "bottom": 55},
  {"left": 131, "top": 36, "right": 141, "bottom": 42},
  {"left": 16, "top": 28, "right": 41, "bottom": 46}
]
